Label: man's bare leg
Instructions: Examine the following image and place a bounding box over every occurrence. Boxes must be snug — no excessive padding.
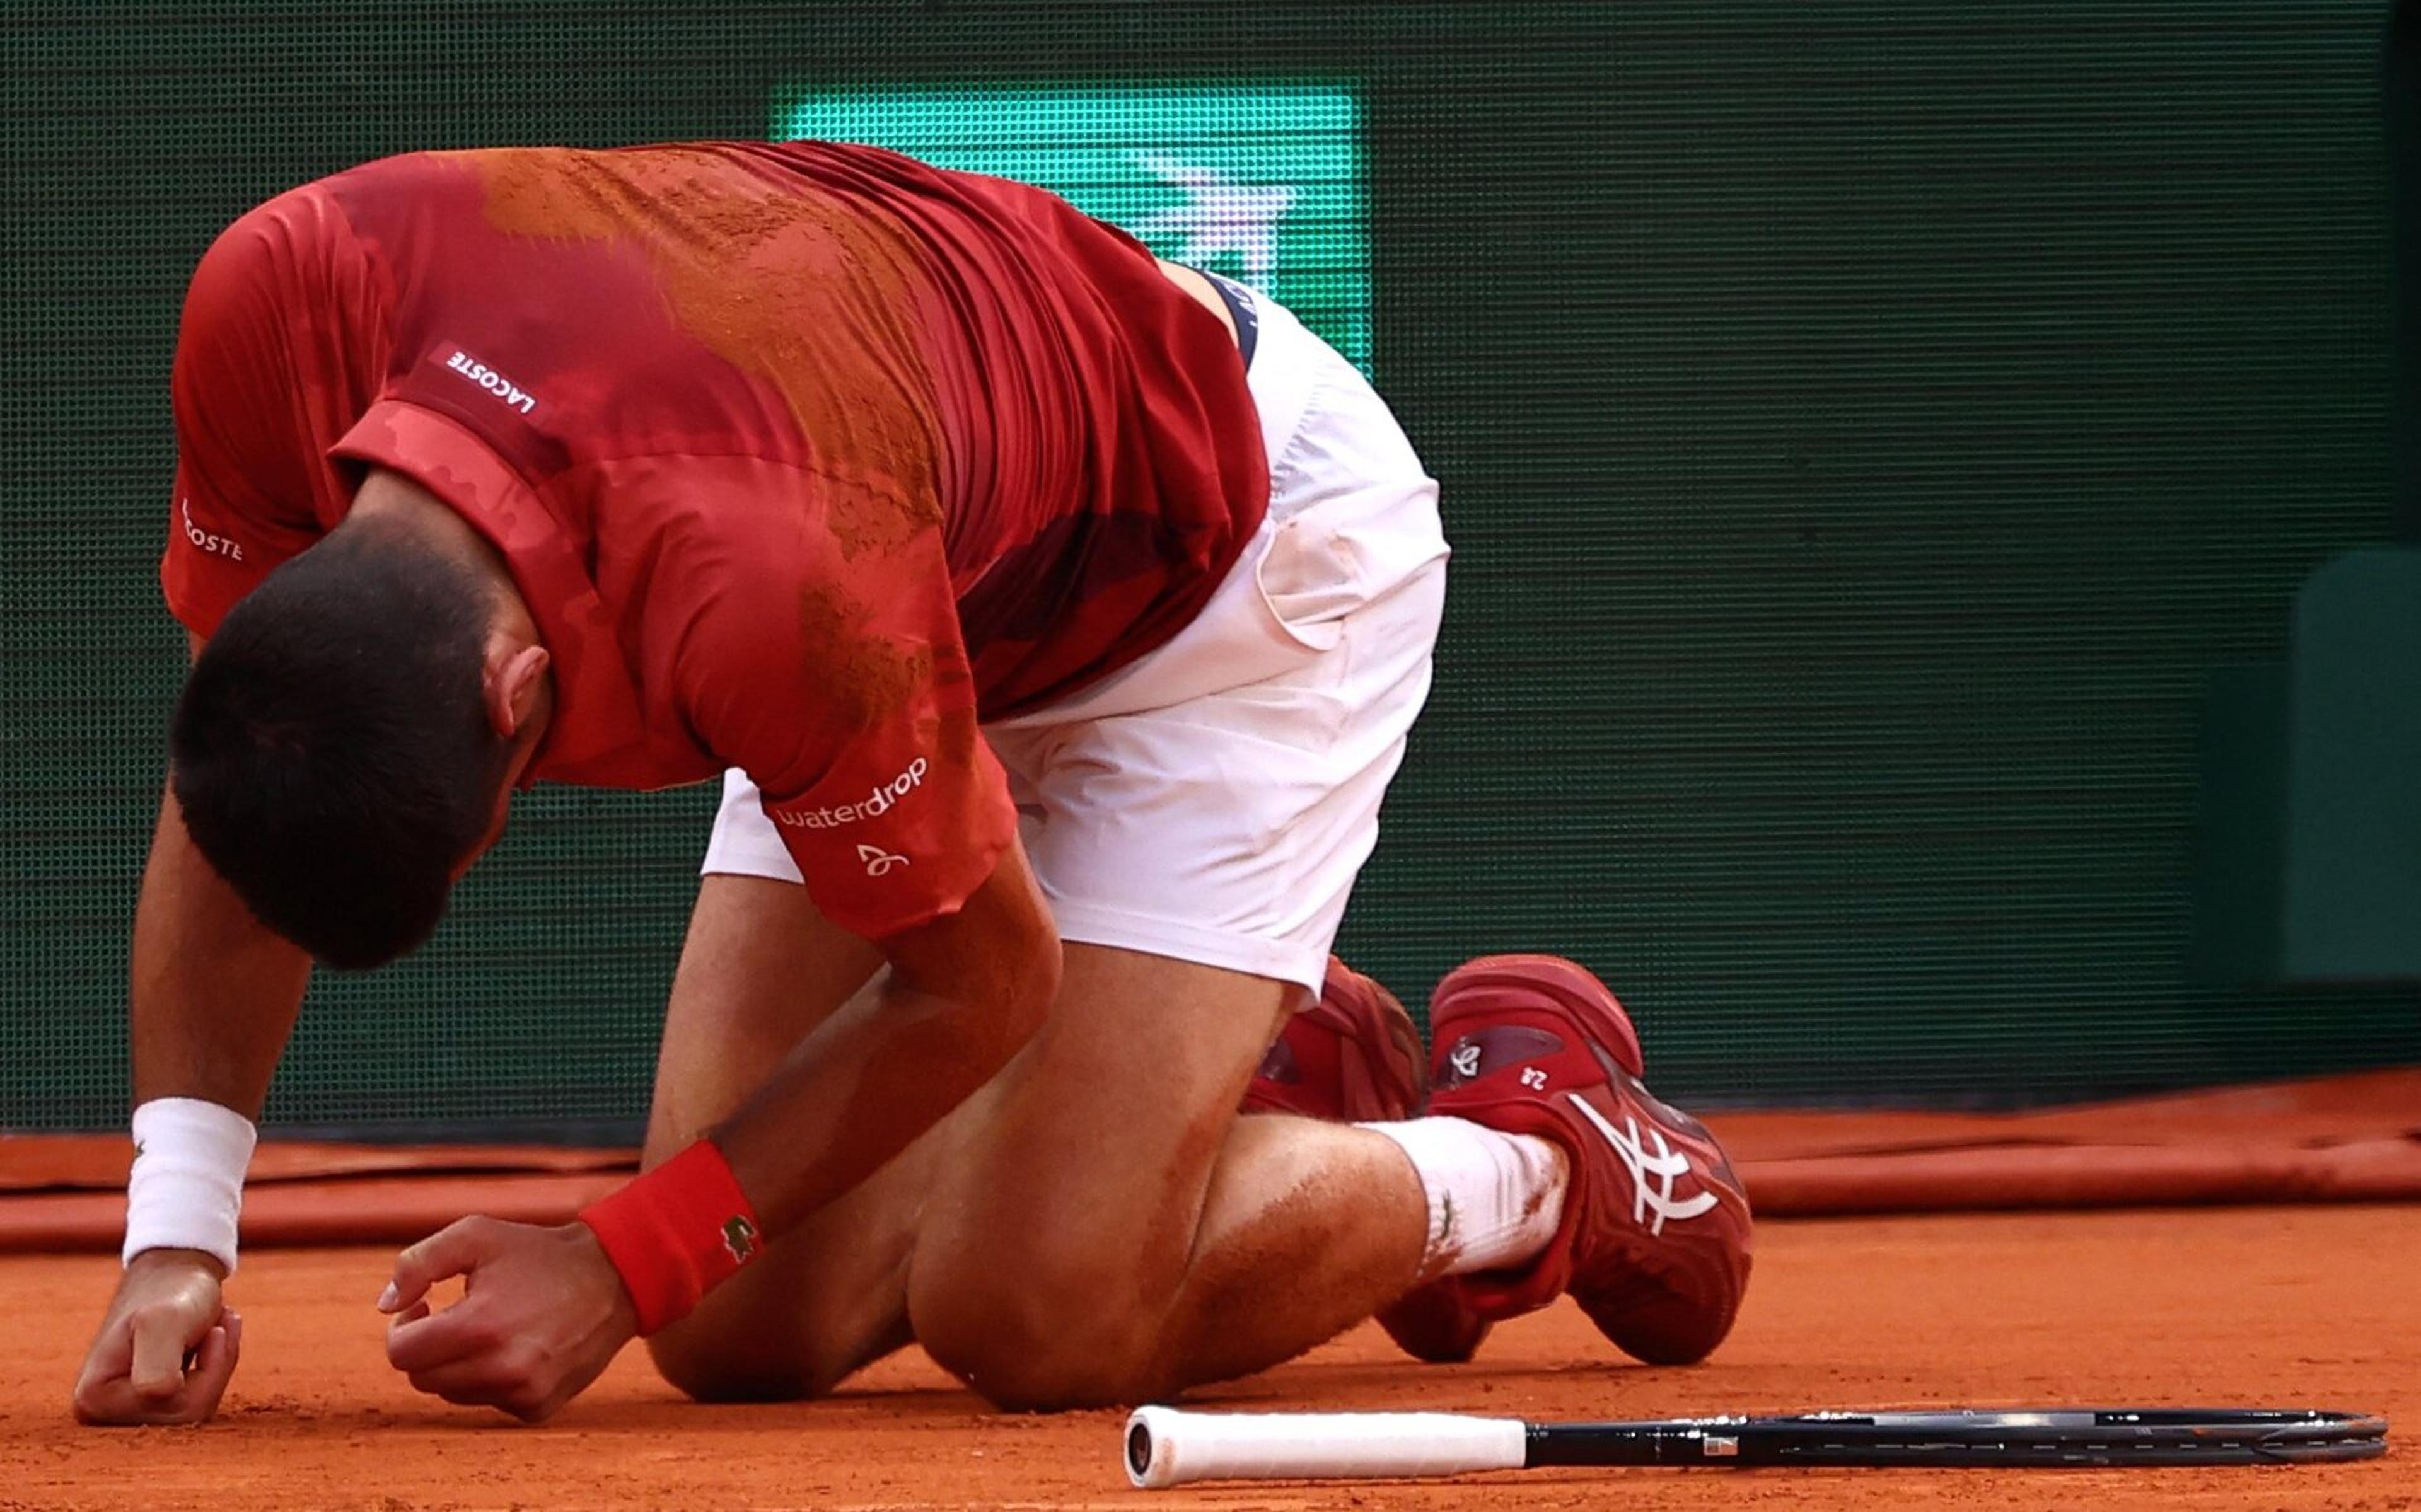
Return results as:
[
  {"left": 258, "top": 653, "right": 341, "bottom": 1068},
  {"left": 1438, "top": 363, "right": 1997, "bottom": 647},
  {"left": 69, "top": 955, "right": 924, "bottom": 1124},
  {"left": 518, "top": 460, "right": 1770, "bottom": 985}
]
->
[
  {"left": 907, "top": 945, "right": 1435, "bottom": 1409},
  {"left": 640, "top": 875, "right": 932, "bottom": 1399},
  {"left": 641, "top": 884, "right": 1468, "bottom": 1409}
]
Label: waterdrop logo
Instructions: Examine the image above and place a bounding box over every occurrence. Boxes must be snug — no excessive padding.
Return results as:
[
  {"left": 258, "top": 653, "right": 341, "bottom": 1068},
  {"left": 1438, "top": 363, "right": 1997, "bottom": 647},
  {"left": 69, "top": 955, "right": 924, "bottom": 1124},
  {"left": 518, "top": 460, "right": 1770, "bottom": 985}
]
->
[{"left": 773, "top": 757, "right": 930, "bottom": 830}]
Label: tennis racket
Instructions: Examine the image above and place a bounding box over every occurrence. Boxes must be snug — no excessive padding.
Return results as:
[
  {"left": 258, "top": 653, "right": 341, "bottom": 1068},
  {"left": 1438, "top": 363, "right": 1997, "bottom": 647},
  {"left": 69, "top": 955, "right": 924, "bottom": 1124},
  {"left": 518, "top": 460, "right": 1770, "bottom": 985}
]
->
[{"left": 1123, "top": 1405, "right": 2389, "bottom": 1487}]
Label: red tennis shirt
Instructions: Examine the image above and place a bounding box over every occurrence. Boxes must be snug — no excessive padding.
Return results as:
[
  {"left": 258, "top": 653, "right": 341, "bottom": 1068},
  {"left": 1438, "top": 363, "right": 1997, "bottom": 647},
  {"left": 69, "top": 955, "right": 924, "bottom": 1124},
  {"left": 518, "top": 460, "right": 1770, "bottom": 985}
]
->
[{"left": 160, "top": 142, "right": 1267, "bottom": 939}]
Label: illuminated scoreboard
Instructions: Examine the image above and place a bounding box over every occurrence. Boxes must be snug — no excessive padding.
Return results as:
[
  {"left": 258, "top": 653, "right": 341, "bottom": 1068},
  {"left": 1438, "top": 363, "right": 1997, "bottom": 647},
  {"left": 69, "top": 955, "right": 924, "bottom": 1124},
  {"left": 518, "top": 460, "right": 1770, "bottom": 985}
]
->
[{"left": 770, "top": 85, "right": 1371, "bottom": 371}]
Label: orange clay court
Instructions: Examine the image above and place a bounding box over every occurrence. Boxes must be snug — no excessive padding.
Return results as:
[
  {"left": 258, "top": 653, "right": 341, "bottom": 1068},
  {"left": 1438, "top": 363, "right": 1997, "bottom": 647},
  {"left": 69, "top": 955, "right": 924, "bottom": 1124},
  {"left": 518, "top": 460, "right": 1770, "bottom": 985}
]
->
[{"left": 3, "top": 1076, "right": 2415, "bottom": 1509}]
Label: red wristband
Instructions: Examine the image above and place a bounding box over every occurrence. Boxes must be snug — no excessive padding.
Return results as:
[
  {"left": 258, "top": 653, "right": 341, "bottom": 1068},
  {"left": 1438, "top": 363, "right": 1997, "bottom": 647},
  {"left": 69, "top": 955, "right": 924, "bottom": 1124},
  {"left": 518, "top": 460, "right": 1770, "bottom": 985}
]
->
[{"left": 579, "top": 1140, "right": 764, "bottom": 1335}]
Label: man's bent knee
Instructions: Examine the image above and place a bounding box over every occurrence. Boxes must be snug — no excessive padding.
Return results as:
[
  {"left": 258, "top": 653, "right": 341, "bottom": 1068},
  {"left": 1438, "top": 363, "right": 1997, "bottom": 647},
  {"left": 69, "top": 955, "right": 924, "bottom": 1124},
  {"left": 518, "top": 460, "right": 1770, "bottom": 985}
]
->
[
  {"left": 647, "top": 1310, "right": 856, "bottom": 1404},
  {"left": 910, "top": 1244, "right": 1172, "bottom": 1411},
  {"left": 914, "top": 1301, "right": 1168, "bottom": 1412}
]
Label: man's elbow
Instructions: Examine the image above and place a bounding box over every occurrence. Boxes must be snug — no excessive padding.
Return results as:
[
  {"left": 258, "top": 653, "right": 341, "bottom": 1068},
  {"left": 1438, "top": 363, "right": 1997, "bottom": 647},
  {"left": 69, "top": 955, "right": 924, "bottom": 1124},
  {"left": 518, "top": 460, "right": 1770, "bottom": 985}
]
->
[
  {"left": 882, "top": 838, "right": 1062, "bottom": 1076},
  {"left": 957, "top": 838, "right": 1060, "bottom": 1065},
  {"left": 982, "top": 929, "right": 1059, "bottom": 1064},
  {"left": 888, "top": 918, "right": 1058, "bottom": 1078}
]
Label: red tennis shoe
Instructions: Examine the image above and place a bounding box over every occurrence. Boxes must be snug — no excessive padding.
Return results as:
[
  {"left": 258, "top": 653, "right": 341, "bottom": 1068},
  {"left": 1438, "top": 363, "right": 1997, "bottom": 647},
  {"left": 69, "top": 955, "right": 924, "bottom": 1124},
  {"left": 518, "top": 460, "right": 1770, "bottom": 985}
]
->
[
  {"left": 1239, "top": 957, "right": 1424, "bottom": 1124},
  {"left": 1239, "top": 957, "right": 1491, "bottom": 1364},
  {"left": 1419, "top": 954, "right": 1753, "bottom": 1366}
]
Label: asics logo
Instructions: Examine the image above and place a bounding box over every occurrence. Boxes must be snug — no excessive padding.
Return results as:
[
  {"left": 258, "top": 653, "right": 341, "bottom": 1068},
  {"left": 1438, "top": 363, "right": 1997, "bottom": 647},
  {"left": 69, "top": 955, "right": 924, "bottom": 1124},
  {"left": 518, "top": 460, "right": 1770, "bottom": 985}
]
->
[
  {"left": 857, "top": 844, "right": 909, "bottom": 877},
  {"left": 1567, "top": 1095, "right": 1719, "bottom": 1236}
]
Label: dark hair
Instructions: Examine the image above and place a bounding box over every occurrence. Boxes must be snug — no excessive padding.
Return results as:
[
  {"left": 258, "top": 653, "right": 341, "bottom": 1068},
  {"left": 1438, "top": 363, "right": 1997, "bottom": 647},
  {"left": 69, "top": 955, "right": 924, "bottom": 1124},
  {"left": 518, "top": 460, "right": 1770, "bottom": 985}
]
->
[{"left": 171, "top": 521, "right": 509, "bottom": 969}]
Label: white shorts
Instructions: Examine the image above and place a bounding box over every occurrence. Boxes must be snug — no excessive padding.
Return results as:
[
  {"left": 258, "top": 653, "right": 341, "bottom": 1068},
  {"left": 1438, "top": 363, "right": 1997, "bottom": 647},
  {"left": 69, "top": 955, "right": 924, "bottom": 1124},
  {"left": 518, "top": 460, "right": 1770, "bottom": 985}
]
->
[{"left": 703, "top": 294, "right": 1449, "bottom": 995}]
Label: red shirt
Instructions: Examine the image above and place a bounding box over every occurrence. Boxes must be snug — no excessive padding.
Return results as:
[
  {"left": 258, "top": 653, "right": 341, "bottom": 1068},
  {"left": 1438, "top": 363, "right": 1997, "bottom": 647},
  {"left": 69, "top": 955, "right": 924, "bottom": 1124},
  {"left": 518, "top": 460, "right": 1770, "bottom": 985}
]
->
[{"left": 160, "top": 142, "right": 1265, "bottom": 939}]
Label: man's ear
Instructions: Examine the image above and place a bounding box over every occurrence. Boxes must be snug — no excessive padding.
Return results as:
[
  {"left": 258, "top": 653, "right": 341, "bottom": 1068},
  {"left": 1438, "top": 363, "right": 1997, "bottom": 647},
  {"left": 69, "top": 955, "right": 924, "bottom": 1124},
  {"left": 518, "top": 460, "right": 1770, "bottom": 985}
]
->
[{"left": 482, "top": 641, "right": 552, "bottom": 739}]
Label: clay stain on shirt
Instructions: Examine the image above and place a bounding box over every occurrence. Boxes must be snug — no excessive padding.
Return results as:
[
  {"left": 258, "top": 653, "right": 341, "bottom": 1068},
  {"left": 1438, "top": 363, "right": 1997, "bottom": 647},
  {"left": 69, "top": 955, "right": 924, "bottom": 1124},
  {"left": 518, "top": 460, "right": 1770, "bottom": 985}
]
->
[
  {"left": 795, "top": 577, "right": 934, "bottom": 730},
  {"left": 453, "top": 147, "right": 946, "bottom": 554}
]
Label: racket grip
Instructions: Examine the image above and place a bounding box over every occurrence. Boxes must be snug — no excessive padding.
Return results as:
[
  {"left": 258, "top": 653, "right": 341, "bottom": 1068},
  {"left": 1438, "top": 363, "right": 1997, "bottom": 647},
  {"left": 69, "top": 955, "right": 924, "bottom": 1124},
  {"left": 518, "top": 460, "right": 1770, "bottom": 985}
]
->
[{"left": 1124, "top": 1407, "right": 1529, "bottom": 1488}]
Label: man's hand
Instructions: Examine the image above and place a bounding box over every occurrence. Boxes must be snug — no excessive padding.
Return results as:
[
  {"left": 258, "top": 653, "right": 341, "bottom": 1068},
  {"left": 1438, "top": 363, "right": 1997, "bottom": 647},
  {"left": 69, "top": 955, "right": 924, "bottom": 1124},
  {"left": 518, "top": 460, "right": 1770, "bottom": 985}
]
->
[
  {"left": 73, "top": 1250, "right": 243, "bottom": 1425},
  {"left": 380, "top": 1216, "right": 637, "bottom": 1422}
]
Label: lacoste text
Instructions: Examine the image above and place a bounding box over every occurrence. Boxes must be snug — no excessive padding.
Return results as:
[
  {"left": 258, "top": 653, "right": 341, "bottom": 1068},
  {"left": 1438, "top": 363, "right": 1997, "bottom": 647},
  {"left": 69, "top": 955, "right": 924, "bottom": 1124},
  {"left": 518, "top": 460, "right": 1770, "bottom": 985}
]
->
[
  {"left": 181, "top": 500, "right": 243, "bottom": 561},
  {"left": 444, "top": 350, "right": 538, "bottom": 414}
]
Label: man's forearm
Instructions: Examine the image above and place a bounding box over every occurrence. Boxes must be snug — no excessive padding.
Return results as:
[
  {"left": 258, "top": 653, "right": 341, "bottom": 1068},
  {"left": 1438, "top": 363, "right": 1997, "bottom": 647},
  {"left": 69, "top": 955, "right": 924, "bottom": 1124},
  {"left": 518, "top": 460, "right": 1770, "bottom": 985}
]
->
[
  {"left": 131, "top": 782, "right": 310, "bottom": 1113},
  {"left": 699, "top": 836, "right": 1059, "bottom": 1235},
  {"left": 709, "top": 962, "right": 1045, "bottom": 1235},
  {"left": 579, "top": 835, "right": 1057, "bottom": 1338}
]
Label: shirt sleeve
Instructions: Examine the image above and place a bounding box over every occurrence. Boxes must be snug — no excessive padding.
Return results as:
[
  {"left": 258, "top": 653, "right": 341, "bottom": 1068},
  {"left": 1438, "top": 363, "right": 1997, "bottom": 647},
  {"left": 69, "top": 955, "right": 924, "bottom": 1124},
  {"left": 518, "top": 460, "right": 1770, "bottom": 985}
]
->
[
  {"left": 158, "top": 199, "right": 341, "bottom": 638},
  {"left": 673, "top": 479, "right": 1016, "bottom": 941}
]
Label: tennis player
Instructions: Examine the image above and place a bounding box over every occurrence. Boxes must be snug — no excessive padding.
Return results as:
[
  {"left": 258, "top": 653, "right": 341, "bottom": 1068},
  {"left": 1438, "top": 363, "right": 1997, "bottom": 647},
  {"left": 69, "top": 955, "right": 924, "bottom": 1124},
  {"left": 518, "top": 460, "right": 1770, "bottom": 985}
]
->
[{"left": 72, "top": 141, "right": 1751, "bottom": 1425}]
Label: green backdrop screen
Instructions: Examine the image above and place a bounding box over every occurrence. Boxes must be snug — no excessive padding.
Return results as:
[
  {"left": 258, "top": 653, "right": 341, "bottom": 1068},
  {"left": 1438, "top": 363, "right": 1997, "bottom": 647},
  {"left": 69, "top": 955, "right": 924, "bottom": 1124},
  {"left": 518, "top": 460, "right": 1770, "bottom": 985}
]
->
[{"left": 3, "top": 2, "right": 2412, "bottom": 1133}]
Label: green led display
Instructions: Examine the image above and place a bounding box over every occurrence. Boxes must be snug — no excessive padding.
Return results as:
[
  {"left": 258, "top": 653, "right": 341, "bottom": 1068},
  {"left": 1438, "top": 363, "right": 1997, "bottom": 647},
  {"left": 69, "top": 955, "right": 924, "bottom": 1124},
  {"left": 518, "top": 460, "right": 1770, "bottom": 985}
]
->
[{"left": 771, "top": 84, "right": 1371, "bottom": 370}]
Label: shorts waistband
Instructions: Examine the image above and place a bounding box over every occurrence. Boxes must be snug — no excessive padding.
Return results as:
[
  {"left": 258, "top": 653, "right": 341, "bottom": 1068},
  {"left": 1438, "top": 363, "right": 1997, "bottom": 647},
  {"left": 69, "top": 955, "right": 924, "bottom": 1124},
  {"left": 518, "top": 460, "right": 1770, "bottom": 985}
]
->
[{"left": 1199, "top": 270, "right": 1260, "bottom": 369}]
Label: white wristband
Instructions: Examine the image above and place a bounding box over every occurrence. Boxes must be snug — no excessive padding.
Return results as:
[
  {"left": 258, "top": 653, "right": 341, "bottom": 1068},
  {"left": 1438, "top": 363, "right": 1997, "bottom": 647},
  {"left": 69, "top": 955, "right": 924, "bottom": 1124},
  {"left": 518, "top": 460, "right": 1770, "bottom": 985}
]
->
[{"left": 123, "top": 1098, "right": 258, "bottom": 1274}]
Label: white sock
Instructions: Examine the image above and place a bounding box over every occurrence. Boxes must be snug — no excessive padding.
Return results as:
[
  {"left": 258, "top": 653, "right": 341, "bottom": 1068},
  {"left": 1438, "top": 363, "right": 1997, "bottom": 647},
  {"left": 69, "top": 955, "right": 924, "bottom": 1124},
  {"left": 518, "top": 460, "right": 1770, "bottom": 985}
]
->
[{"left": 1360, "top": 1117, "right": 1569, "bottom": 1278}]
